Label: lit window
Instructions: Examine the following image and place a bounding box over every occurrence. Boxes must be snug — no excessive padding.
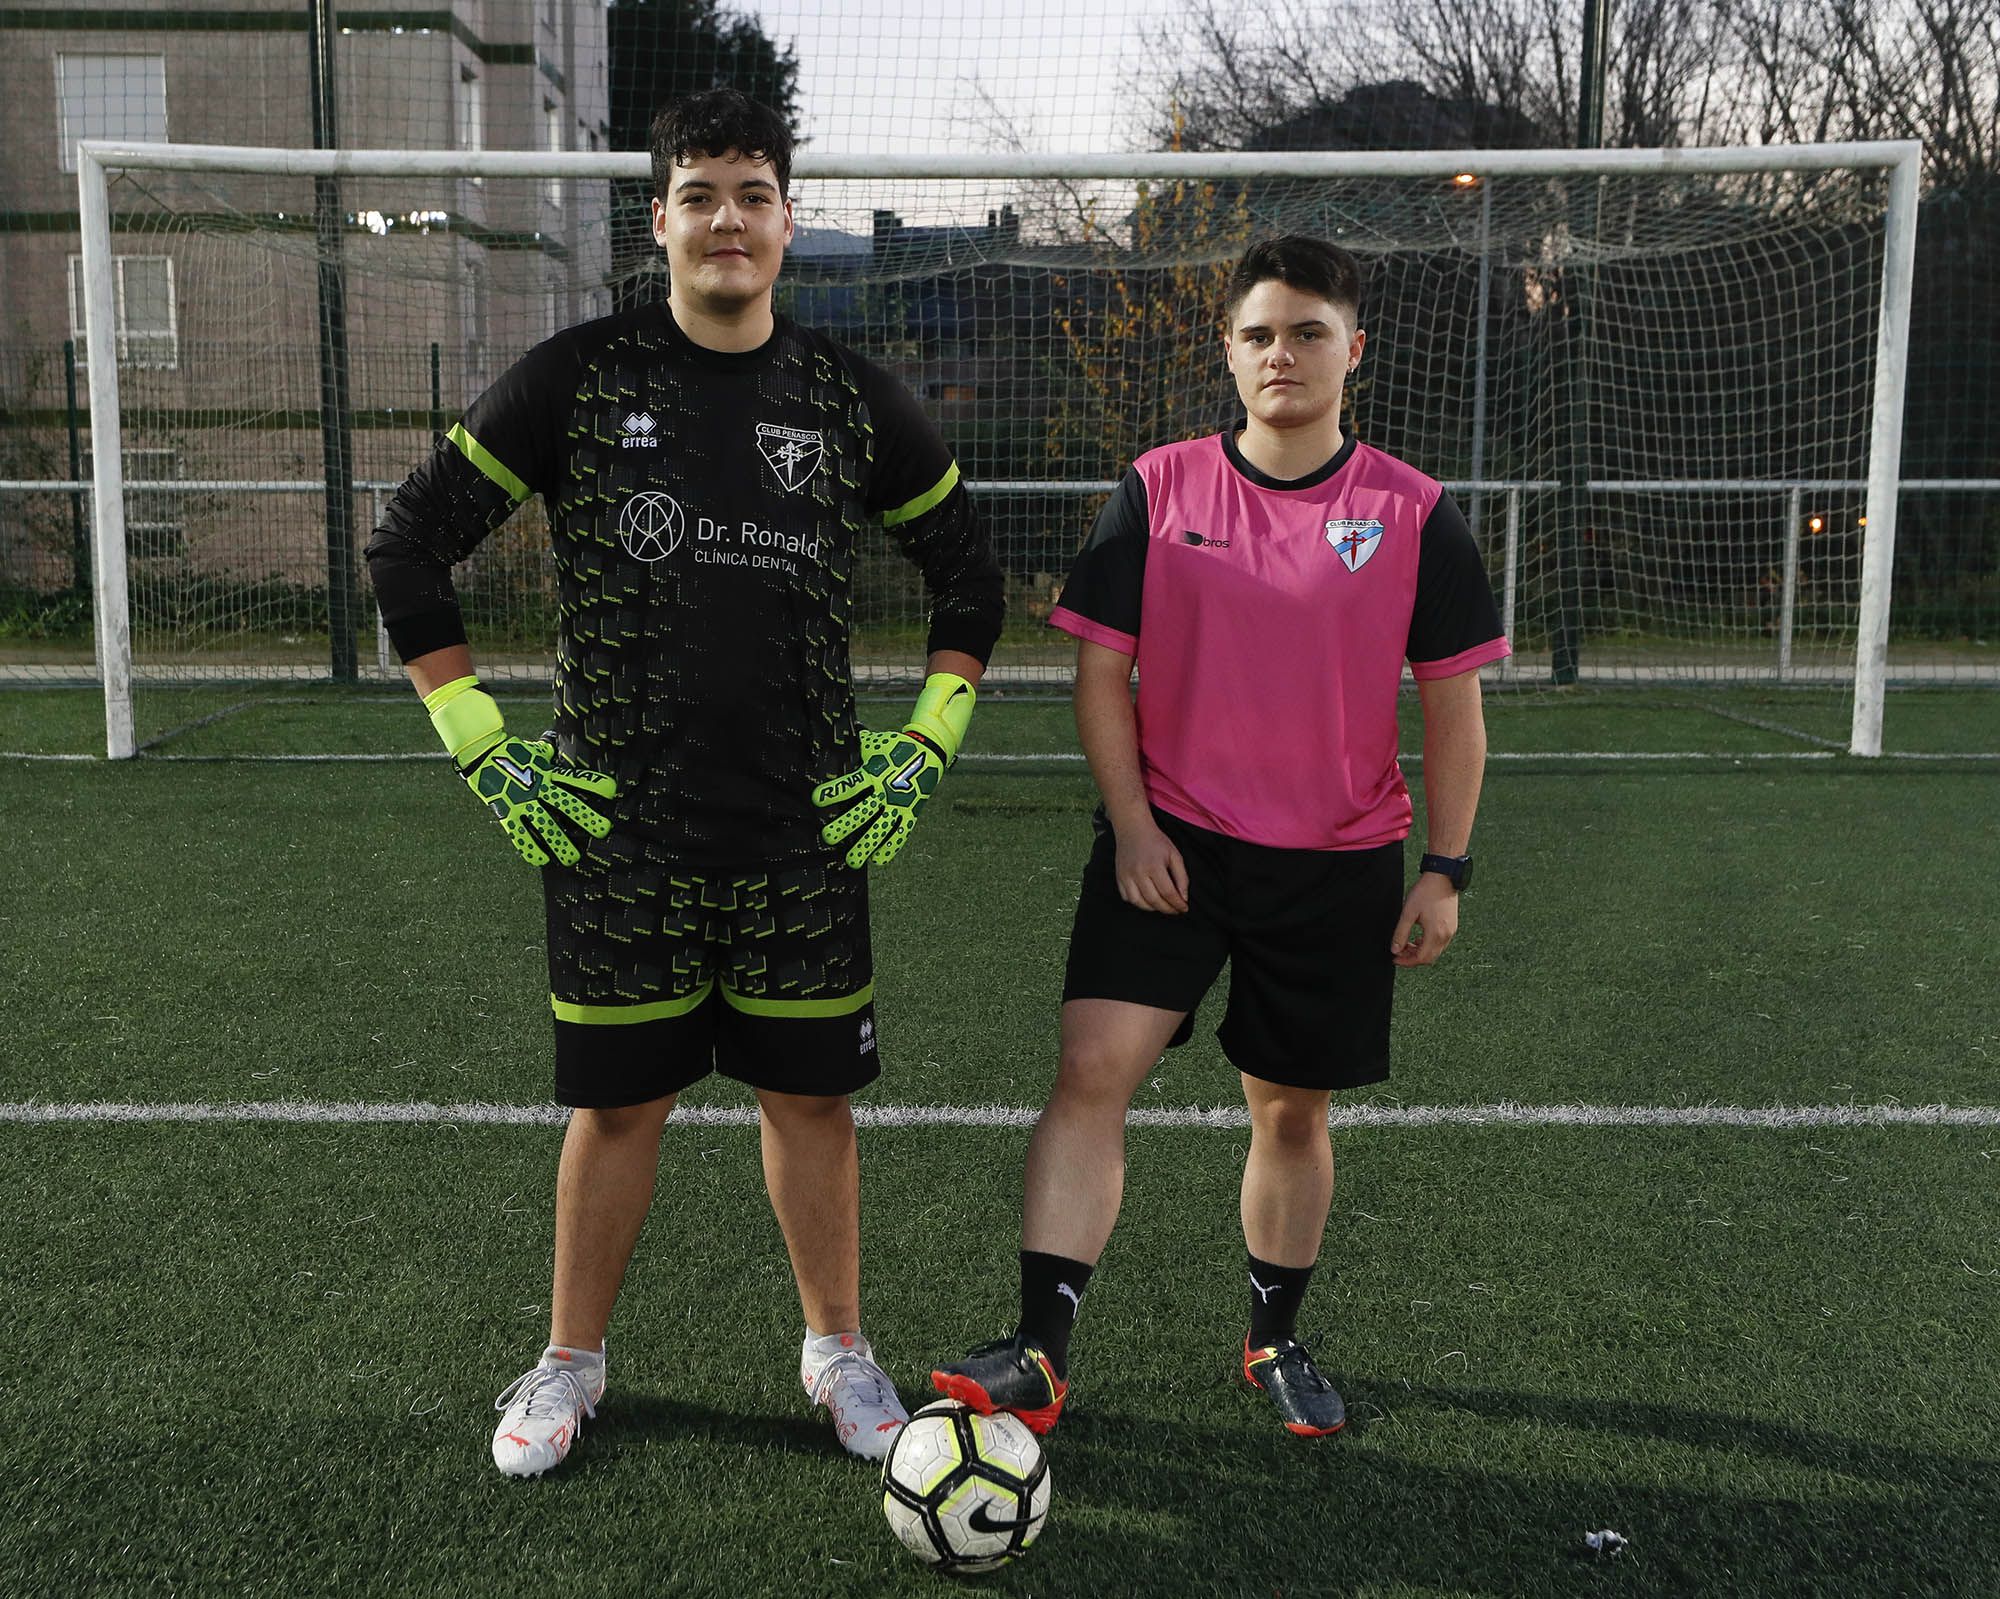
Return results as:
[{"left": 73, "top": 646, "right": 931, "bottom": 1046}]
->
[{"left": 56, "top": 54, "right": 167, "bottom": 173}]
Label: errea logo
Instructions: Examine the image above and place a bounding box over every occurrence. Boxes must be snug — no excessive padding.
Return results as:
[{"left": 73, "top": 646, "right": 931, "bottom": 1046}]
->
[
  {"left": 858, "top": 1017, "right": 877, "bottom": 1055},
  {"left": 621, "top": 411, "right": 659, "bottom": 449}
]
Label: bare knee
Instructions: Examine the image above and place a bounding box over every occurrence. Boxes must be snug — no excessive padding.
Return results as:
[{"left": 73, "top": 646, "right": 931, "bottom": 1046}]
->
[
  {"left": 1051, "top": 1040, "right": 1153, "bottom": 1118},
  {"left": 1246, "top": 1085, "right": 1330, "bottom": 1147}
]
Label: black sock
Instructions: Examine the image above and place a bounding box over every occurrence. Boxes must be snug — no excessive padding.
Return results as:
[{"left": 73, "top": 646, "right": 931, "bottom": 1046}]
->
[
  {"left": 1017, "top": 1249, "right": 1093, "bottom": 1378},
  {"left": 1247, "top": 1254, "right": 1316, "bottom": 1344}
]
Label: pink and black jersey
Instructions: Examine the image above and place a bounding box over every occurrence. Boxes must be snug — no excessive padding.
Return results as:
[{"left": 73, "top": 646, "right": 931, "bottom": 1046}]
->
[{"left": 1050, "top": 430, "right": 1509, "bottom": 851}]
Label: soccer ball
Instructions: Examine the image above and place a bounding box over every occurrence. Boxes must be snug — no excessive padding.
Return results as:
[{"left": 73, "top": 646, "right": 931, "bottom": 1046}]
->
[{"left": 881, "top": 1399, "right": 1052, "bottom": 1573}]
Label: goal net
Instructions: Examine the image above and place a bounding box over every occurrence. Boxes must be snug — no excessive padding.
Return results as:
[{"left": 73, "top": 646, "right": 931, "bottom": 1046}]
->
[{"left": 72, "top": 142, "right": 1932, "bottom": 756}]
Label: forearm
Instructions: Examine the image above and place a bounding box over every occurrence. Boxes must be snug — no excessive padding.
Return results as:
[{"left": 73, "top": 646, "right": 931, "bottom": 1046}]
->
[
  {"left": 1074, "top": 647, "right": 1150, "bottom": 832},
  {"left": 407, "top": 644, "right": 477, "bottom": 701},
  {"left": 926, "top": 649, "right": 984, "bottom": 691},
  {"left": 1418, "top": 671, "right": 1488, "bottom": 855}
]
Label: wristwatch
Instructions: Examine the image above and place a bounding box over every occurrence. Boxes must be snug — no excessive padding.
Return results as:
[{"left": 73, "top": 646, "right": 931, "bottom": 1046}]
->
[{"left": 1419, "top": 852, "right": 1473, "bottom": 891}]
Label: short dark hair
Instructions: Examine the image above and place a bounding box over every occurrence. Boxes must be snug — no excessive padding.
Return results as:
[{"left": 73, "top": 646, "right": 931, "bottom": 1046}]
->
[
  {"left": 650, "top": 88, "right": 794, "bottom": 201},
  {"left": 1223, "top": 236, "right": 1363, "bottom": 329}
]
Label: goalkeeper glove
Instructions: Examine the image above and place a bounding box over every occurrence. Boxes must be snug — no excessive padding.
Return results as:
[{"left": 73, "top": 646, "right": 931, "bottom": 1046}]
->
[
  {"left": 811, "top": 672, "right": 976, "bottom": 869},
  {"left": 424, "top": 675, "right": 617, "bottom": 869}
]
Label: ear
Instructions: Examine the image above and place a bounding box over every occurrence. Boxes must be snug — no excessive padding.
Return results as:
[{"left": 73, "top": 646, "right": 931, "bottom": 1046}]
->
[
  {"left": 650, "top": 196, "right": 669, "bottom": 248},
  {"left": 1347, "top": 327, "right": 1367, "bottom": 372},
  {"left": 782, "top": 195, "right": 795, "bottom": 247}
]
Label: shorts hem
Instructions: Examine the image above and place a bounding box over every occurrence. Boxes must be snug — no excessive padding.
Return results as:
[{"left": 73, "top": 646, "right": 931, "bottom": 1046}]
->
[{"left": 1227, "top": 1058, "right": 1392, "bottom": 1092}]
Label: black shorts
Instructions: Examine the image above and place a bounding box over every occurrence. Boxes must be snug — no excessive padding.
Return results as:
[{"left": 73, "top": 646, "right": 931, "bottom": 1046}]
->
[
  {"left": 1063, "top": 806, "right": 1402, "bottom": 1090},
  {"left": 542, "top": 842, "right": 879, "bottom": 1108}
]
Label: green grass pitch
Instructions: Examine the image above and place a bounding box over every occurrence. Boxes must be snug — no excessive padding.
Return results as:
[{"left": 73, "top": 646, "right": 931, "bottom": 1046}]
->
[{"left": 0, "top": 689, "right": 1995, "bottom": 1597}]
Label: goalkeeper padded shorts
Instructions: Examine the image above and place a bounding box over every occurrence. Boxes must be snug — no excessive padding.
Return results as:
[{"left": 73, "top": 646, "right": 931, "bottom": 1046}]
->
[
  {"left": 1062, "top": 805, "right": 1401, "bottom": 1090},
  {"left": 541, "top": 848, "right": 879, "bottom": 1107}
]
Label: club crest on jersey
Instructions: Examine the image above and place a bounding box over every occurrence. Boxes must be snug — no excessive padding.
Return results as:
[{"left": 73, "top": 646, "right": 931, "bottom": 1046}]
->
[
  {"left": 1325, "top": 519, "right": 1385, "bottom": 572},
  {"left": 621, "top": 411, "right": 659, "bottom": 449},
  {"left": 756, "top": 422, "right": 824, "bottom": 492},
  {"left": 618, "top": 490, "right": 685, "bottom": 562}
]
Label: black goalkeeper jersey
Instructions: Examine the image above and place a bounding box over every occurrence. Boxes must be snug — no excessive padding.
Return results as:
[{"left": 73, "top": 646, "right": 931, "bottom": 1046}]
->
[{"left": 366, "top": 305, "right": 1004, "bottom": 868}]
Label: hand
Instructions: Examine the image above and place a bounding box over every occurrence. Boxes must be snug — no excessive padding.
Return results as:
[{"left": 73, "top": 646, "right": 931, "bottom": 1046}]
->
[
  {"left": 1114, "top": 819, "right": 1189, "bottom": 914},
  {"left": 423, "top": 675, "right": 616, "bottom": 869},
  {"left": 1391, "top": 873, "right": 1460, "bottom": 966},
  {"left": 812, "top": 729, "right": 947, "bottom": 868},
  {"left": 462, "top": 735, "right": 618, "bottom": 868}
]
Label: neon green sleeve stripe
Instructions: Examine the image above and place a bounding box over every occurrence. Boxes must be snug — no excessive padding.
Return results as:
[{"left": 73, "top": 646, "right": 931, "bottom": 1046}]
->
[
  {"left": 880, "top": 462, "right": 960, "bottom": 528},
  {"left": 551, "top": 984, "right": 713, "bottom": 1025},
  {"left": 448, "top": 423, "right": 532, "bottom": 504},
  {"left": 719, "top": 983, "right": 874, "bottom": 1019}
]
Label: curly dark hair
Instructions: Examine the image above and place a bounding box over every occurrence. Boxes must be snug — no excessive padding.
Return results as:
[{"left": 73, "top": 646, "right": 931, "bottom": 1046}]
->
[
  {"left": 1223, "top": 236, "right": 1363, "bottom": 328},
  {"left": 649, "top": 88, "right": 794, "bottom": 201}
]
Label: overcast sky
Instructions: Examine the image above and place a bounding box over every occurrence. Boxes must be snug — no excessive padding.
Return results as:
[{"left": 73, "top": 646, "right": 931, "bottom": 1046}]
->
[{"left": 749, "top": 0, "right": 1191, "bottom": 155}]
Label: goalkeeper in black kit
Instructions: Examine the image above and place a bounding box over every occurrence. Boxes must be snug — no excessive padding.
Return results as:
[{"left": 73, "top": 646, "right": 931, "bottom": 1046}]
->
[{"left": 365, "top": 89, "right": 1003, "bottom": 1477}]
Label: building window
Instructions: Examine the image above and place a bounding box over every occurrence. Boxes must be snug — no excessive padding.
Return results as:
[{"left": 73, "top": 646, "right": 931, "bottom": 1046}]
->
[
  {"left": 545, "top": 100, "right": 565, "bottom": 209},
  {"left": 83, "top": 447, "right": 184, "bottom": 558},
  {"left": 68, "top": 254, "right": 178, "bottom": 369},
  {"left": 463, "top": 255, "right": 490, "bottom": 390},
  {"left": 56, "top": 53, "right": 168, "bottom": 173},
  {"left": 458, "top": 65, "right": 484, "bottom": 186}
]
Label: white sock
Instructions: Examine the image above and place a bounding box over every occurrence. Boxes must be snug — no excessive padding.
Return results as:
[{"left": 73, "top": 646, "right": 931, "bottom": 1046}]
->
[
  {"left": 542, "top": 1340, "right": 605, "bottom": 1371},
  {"left": 802, "top": 1327, "right": 871, "bottom": 1378}
]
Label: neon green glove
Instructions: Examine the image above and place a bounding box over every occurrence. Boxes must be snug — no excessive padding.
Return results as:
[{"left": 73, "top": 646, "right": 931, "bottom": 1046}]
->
[
  {"left": 811, "top": 672, "right": 976, "bottom": 868},
  {"left": 424, "top": 675, "right": 617, "bottom": 868}
]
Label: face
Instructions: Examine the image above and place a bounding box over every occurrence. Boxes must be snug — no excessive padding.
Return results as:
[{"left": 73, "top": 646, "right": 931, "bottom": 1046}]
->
[
  {"left": 650, "top": 148, "right": 794, "bottom": 313},
  {"left": 1223, "top": 279, "right": 1365, "bottom": 431}
]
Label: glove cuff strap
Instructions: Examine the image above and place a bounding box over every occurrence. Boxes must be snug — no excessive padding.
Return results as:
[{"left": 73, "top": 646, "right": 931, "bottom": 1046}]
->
[
  {"left": 424, "top": 676, "right": 505, "bottom": 766},
  {"left": 907, "top": 672, "right": 976, "bottom": 764}
]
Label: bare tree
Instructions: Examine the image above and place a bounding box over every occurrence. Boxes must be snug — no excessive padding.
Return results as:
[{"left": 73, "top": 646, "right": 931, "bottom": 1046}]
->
[{"left": 1138, "top": 0, "right": 1999, "bottom": 181}]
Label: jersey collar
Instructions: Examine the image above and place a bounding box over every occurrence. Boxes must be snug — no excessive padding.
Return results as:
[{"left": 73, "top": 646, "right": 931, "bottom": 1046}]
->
[
  {"left": 1221, "top": 425, "right": 1358, "bottom": 492},
  {"left": 658, "top": 301, "right": 788, "bottom": 370}
]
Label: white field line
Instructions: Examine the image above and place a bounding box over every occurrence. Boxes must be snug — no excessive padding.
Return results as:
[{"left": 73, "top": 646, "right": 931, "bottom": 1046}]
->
[{"left": 0, "top": 1099, "right": 1994, "bottom": 1130}]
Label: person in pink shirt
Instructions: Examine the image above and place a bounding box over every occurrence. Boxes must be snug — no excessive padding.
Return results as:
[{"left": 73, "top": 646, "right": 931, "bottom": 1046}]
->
[{"left": 933, "top": 236, "right": 1509, "bottom": 1438}]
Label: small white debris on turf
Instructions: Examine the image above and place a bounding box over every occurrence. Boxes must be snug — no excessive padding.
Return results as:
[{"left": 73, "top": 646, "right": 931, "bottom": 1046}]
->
[{"left": 1583, "top": 1529, "right": 1629, "bottom": 1559}]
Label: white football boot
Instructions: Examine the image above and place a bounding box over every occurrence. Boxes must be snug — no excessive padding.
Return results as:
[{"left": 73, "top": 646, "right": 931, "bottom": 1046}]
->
[
  {"left": 491, "top": 1342, "right": 605, "bottom": 1478},
  {"left": 802, "top": 1330, "right": 909, "bottom": 1462}
]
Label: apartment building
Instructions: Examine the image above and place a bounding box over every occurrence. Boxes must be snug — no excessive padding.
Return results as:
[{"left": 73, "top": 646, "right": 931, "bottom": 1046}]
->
[{"left": 0, "top": 0, "right": 609, "bottom": 595}]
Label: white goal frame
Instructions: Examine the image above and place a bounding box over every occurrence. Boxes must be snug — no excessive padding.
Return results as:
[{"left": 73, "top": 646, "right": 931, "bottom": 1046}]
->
[{"left": 77, "top": 138, "right": 1921, "bottom": 758}]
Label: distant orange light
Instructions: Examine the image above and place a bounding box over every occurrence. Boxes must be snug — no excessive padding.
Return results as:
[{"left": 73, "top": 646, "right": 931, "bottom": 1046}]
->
[
  {"left": 1857, "top": 515, "right": 1868, "bottom": 527},
  {"left": 1453, "top": 172, "right": 1479, "bottom": 187},
  {"left": 1808, "top": 516, "right": 1824, "bottom": 533}
]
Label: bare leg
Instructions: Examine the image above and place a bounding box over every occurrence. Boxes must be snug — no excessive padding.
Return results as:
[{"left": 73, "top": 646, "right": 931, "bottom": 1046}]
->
[
  {"left": 1239, "top": 1074, "right": 1333, "bottom": 1268},
  {"left": 1020, "top": 999, "right": 1186, "bottom": 1264},
  {"left": 756, "top": 1088, "right": 861, "bottom": 1333},
  {"left": 551, "top": 1093, "right": 679, "bottom": 1350}
]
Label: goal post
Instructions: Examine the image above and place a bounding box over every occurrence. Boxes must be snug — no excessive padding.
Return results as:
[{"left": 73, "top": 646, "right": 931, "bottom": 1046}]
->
[
  {"left": 75, "top": 138, "right": 1925, "bottom": 759},
  {"left": 1851, "top": 147, "right": 1920, "bottom": 758}
]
